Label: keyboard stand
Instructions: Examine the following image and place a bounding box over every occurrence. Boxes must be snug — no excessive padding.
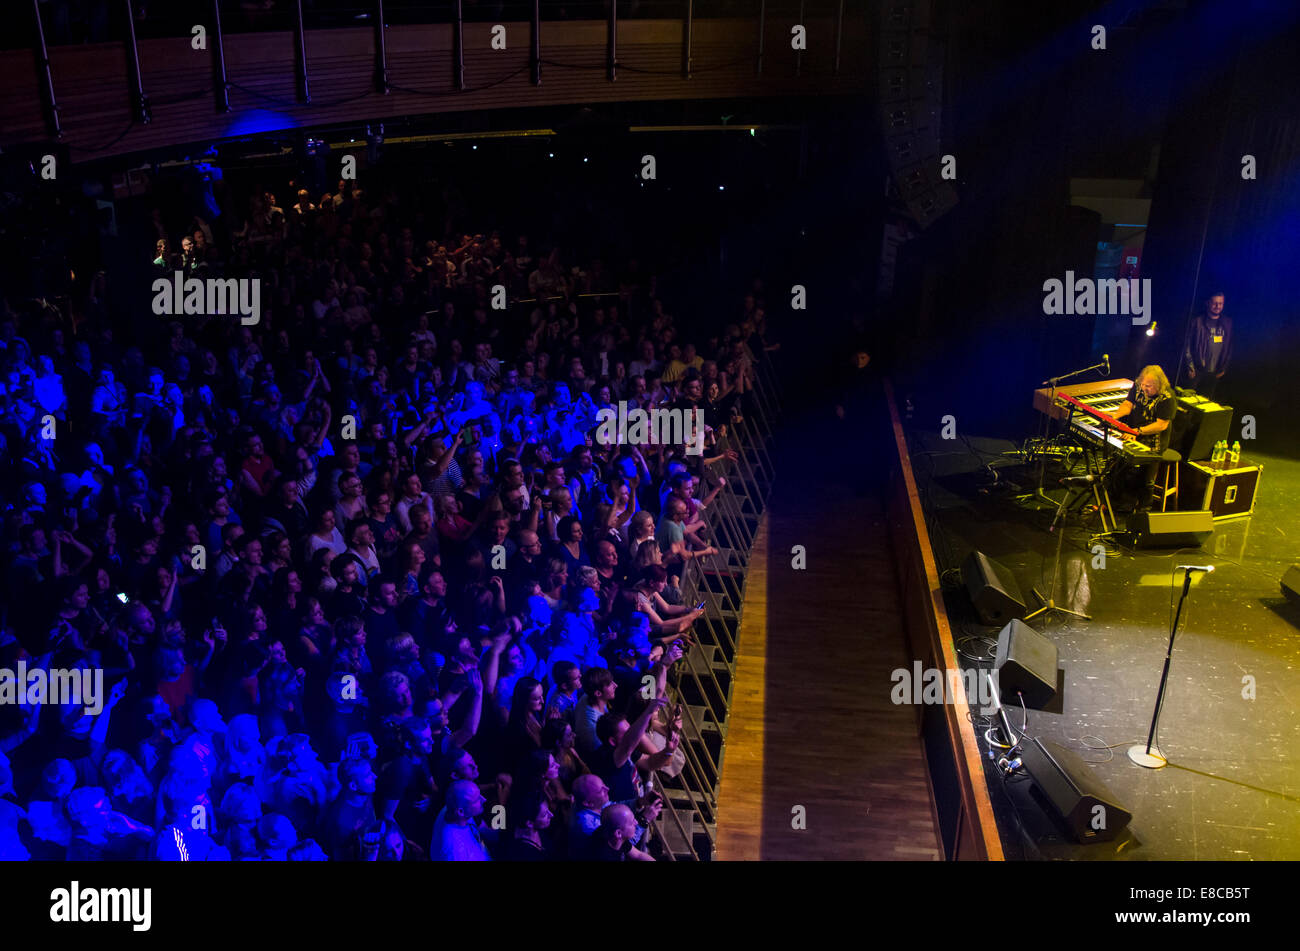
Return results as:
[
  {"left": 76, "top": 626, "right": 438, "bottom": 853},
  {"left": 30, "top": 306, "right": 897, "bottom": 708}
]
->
[
  {"left": 1087, "top": 425, "right": 1122, "bottom": 539},
  {"left": 1059, "top": 417, "right": 1122, "bottom": 541}
]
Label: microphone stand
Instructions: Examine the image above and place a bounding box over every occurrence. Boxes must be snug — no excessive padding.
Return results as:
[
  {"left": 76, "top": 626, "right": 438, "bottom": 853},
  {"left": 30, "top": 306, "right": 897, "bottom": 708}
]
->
[
  {"left": 1042, "top": 358, "right": 1110, "bottom": 390},
  {"left": 1021, "top": 358, "right": 1111, "bottom": 509},
  {"left": 1024, "top": 479, "right": 1092, "bottom": 623},
  {"left": 1128, "top": 567, "right": 1199, "bottom": 768}
]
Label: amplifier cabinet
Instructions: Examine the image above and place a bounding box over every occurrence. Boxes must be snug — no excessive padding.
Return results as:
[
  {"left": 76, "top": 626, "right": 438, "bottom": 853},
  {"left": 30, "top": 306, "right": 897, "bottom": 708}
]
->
[
  {"left": 1181, "top": 458, "right": 1261, "bottom": 520},
  {"left": 1170, "top": 395, "right": 1232, "bottom": 462}
]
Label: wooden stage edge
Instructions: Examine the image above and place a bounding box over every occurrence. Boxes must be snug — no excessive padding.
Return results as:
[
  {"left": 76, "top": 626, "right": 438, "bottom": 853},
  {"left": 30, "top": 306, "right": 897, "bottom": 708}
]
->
[
  {"left": 884, "top": 379, "right": 1005, "bottom": 861},
  {"left": 714, "top": 514, "right": 769, "bottom": 861}
]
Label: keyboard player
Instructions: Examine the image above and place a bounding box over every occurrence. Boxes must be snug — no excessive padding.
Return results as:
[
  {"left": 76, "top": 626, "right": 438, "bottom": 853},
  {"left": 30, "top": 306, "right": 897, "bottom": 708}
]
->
[{"left": 1113, "top": 365, "right": 1177, "bottom": 513}]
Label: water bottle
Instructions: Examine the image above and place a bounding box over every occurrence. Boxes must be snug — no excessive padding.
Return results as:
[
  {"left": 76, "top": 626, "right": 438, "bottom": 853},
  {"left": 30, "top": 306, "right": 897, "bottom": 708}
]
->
[
  {"left": 1211, "top": 440, "right": 1224, "bottom": 468},
  {"left": 1230, "top": 440, "right": 1241, "bottom": 468}
]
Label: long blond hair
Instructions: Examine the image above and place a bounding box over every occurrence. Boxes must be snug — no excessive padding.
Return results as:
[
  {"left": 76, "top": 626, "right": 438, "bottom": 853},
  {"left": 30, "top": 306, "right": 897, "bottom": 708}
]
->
[{"left": 1136, "top": 365, "right": 1173, "bottom": 401}]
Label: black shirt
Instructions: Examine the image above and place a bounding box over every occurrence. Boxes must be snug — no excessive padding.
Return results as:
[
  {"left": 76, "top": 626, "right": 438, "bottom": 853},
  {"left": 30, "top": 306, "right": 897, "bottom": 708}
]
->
[
  {"left": 323, "top": 796, "right": 376, "bottom": 860},
  {"left": 502, "top": 837, "right": 553, "bottom": 861},
  {"left": 1185, "top": 314, "right": 1233, "bottom": 374},
  {"left": 398, "top": 597, "right": 454, "bottom": 649},
  {"left": 363, "top": 606, "right": 400, "bottom": 645},
  {"left": 378, "top": 752, "right": 436, "bottom": 844},
  {"left": 586, "top": 836, "right": 633, "bottom": 862},
  {"left": 588, "top": 744, "right": 643, "bottom": 803},
  {"left": 1125, "top": 384, "right": 1177, "bottom": 452}
]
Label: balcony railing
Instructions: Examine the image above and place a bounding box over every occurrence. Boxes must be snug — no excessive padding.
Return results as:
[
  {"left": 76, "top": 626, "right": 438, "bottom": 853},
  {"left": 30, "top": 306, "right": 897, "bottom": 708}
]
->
[{"left": 4, "top": 1, "right": 867, "bottom": 163}]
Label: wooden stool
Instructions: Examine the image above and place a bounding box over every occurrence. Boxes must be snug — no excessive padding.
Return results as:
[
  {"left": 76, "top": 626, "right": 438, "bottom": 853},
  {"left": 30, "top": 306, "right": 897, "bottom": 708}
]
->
[{"left": 1153, "top": 449, "right": 1181, "bottom": 512}]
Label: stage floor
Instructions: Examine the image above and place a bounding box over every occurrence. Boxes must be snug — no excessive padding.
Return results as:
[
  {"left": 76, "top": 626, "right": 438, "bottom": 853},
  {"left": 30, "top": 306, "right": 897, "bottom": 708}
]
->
[{"left": 911, "top": 432, "right": 1300, "bottom": 860}]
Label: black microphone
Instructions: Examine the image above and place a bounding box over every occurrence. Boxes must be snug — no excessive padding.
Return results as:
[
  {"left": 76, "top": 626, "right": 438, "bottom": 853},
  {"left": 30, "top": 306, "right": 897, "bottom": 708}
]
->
[
  {"left": 1062, "top": 474, "right": 1097, "bottom": 485},
  {"left": 1103, "top": 353, "right": 1110, "bottom": 374},
  {"left": 1176, "top": 565, "right": 1215, "bottom": 573}
]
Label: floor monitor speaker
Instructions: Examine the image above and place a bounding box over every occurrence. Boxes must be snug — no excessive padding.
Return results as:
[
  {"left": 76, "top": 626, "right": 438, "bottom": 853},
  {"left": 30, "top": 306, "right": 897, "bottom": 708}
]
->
[
  {"left": 1126, "top": 510, "right": 1214, "bottom": 548},
  {"left": 994, "top": 619, "right": 1058, "bottom": 709},
  {"left": 962, "top": 550, "right": 1026, "bottom": 625},
  {"left": 1019, "top": 738, "right": 1133, "bottom": 843}
]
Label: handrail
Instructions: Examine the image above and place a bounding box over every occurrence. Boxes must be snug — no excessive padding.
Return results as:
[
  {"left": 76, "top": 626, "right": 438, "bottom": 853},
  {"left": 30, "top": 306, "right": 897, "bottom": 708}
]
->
[
  {"left": 651, "top": 771, "right": 698, "bottom": 861},
  {"left": 4, "top": 13, "right": 871, "bottom": 163},
  {"left": 640, "top": 347, "right": 779, "bottom": 859}
]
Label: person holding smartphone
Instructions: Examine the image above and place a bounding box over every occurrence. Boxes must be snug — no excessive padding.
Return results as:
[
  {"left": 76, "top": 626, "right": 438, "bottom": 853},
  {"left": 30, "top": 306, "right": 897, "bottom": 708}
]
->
[{"left": 626, "top": 567, "right": 703, "bottom": 639}]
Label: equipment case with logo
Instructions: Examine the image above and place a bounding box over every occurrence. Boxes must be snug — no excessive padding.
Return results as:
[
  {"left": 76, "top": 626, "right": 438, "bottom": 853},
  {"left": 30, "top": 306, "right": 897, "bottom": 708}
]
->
[{"left": 1180, "top": 457, "right": 1261, "bottom": 520}]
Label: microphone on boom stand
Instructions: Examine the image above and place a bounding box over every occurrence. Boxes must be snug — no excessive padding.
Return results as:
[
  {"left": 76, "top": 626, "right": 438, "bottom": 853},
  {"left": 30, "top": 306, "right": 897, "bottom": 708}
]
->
[{"left": 1050, "top": 475, "right": 1094, "bottom": 533}]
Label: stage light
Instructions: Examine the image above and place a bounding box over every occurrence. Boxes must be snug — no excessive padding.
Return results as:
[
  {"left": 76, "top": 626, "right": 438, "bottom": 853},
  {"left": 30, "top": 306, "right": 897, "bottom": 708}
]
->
[
  {"left": 548, "top": 152, "right": 554, "bottom": 158},
  {"left": 1146, "top": 320, "right": 1157, "bottom": 337},
  {"left": 718, "top": 185, "right": 725, "bottom": 191},
  {"left": 750, "top": 129, "right": 756, "bottom": 136}
]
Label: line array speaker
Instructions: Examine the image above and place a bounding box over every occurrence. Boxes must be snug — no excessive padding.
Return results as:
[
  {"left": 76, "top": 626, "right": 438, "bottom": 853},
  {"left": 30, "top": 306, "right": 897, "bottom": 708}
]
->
[{"left": 877, "top": 0, "right": 957, "bottom": 228}]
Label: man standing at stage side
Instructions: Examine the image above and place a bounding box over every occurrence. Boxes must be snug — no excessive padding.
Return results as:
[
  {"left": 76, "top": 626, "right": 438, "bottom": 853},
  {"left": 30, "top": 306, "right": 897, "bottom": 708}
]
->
[
  {"left": 833, "top": 338, "right": 889, "bottom": 497},
  {"left": 1183, "top": 291, "right": 1233, "bottom": 401}
]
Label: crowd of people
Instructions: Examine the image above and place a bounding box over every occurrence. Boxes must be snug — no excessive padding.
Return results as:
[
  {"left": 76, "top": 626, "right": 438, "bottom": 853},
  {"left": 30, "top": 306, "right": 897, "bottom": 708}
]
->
[{"left": 0, "top": 171, "right": 778, "bottom": 861}]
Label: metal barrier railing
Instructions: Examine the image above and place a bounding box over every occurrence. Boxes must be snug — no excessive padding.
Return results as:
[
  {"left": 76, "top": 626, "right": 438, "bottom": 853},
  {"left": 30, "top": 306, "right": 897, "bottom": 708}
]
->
[{"left": 646, "top": 348, "right": 779, "bottom": 860}]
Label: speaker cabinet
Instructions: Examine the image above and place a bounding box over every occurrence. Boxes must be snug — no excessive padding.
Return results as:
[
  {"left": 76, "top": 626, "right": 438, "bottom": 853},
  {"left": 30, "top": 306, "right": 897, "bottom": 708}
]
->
[
  {"left": 994, "top": 620, "right": 1058, "bottom": 709},
  {"left": 1170, "top": 396, "right": 1232, "bottom": 462},
  {"left": 1019, "top": 738, "right": 1132, "bottom": 843},
  {"left": 877, "top": 0, "right": 957, "bottom": 228},
  {"left": 1282, "top": 565, "right": 1300, "bottom": 604},
  {"left": 1126, "top": 510, "right": 1214, "bottom": 548},
  {"left": 962, "top": 551, "right": 1026, "bottom": 625}
]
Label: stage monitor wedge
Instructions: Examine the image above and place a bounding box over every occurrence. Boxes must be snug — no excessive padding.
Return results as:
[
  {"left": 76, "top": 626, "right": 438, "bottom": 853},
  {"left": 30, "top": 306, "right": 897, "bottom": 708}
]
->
[
  {"left": 1019, "top": 738, "right": 1133, "bottom": 844},
  {"left": 962, "top": 550, "right": 1027, "bottom": 625},
  {"left": 993, "top": 619, "right": 1058, "bottom": 709},
  {"left": 1125, "top": 510, "right": 1214, "bottom": 548},
  {"left": 1282, "top": 565, "right": 1300, "bottom": 605}
]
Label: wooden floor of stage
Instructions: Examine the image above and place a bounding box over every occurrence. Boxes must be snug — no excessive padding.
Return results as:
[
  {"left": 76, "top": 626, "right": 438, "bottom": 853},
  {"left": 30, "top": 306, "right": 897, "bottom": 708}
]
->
[{"left": 715, "top": 464, "right": 943, "bottom": 860}]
